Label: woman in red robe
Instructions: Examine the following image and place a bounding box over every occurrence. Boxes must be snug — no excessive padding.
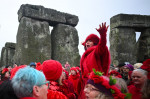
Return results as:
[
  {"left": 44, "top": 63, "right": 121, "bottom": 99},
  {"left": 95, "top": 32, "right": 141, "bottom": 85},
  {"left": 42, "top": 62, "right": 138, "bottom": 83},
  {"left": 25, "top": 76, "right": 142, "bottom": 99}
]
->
[{"left": 78, "top": 22, "right": 111, "bottom": 99}]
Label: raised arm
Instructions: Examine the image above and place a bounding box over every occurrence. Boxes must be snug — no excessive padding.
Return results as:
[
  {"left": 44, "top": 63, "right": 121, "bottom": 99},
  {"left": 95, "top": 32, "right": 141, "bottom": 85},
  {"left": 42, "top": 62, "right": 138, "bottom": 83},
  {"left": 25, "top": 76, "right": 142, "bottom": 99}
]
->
[{"left": 95, "top": 22, "right": 109, "bottom": 55}]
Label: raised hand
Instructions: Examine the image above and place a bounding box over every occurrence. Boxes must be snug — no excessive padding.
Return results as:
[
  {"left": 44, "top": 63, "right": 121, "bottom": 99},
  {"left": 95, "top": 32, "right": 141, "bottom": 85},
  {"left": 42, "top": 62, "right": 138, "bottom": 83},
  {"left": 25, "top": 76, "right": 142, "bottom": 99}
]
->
[{"left": 96, "top": 22, "right": 109, "bottom": 36}]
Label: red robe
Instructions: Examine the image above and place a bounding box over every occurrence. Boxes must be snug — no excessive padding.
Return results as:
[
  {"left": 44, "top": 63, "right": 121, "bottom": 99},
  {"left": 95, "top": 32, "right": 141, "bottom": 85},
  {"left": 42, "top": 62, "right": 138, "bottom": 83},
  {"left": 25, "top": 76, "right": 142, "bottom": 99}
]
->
[
  {"left": 49, "top": 81, "right": 75, "bottom": 99},
  {"left": 128, "top": 85, "right": 142, "bottom": 99},
  {"left": 68, "top": 74, "right": 80, "bottom": 95},
  {"left": 78, "top": 34, "right": 111, "bottom": 99}
]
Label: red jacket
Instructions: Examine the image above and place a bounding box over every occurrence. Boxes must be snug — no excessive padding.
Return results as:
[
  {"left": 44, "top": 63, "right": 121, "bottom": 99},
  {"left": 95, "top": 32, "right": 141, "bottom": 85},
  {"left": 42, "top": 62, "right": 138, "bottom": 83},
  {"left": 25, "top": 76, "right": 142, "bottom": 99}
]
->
[{"left": 128, "top": 85, "right": 142, "bottom": 99}]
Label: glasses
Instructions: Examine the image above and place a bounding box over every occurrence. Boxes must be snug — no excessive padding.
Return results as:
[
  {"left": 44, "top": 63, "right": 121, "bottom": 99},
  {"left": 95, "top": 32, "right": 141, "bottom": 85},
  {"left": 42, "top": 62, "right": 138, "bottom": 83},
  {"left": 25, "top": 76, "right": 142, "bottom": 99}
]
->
[
  {"left": 84, "top": 86, "right": 99, "bottom": 92},
  {"left": 37, "top": 81, "right": 50, "bottom": 89}
]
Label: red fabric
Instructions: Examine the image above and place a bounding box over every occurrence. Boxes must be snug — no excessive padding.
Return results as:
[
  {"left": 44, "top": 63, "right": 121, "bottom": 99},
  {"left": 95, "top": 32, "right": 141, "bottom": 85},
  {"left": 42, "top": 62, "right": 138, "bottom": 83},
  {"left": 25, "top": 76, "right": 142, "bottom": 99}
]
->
[
  {"left": 108, "top": 70, "right": 122, "bottom": 78},
  {"left": 68, "top": 74, "right": 80, "bottom": 95},
  {"left": 20, "top": 97, "right": 36, "bottom": 99},
  {"left": 49, "top": 81, "right": 75, "bottom": 99},
  {"left": 47, "top": 89, "right": 67, "bottom": 99},
  {"left": 42, "top": 60, "right": 62, "bottom": 81},
  {"left": 128, "top": 85, "right": 142, "bottom": 99},
  {"left": 10, "top": 65, "right": 26, "bottom": 80},
  {"left": 82, "top": 34, "right": 99, "bottom": 46},
  {"left": 141, "top": 59, "right": 150, "bottom": 79},
  {"left": 36, "top": 62, "right": 42, "bottom": 71},
  {"left": 79, "top": 24, "right": 111, "bottom": 98}
]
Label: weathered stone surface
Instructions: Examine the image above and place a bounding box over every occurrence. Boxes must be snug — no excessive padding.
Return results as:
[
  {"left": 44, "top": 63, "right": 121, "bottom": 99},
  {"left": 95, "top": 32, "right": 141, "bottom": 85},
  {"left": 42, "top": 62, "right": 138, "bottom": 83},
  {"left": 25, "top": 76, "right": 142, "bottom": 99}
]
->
[
  {"left": 0, "top": 42, "right": 16, "bottom": 67},
  {"left": 13, "top": 17, "right": 51, "bottom": 65},
  {"left": 110, "top": 28, "right": 136, "bottom": 65},
  {"left": 137, "top": 28, "right": 150, "bottom": 62},
  {"left": 51, "top": 24, "right": 80, "bottom": 67},
  {"left": 18, "top": 4, "right": 79, "bottom": 27},
  {"left": 110, "top": 14, "right": 150, "bottom": 29},
  {"left": 110, "top": 14, "right": 150, "bottom": 65}
]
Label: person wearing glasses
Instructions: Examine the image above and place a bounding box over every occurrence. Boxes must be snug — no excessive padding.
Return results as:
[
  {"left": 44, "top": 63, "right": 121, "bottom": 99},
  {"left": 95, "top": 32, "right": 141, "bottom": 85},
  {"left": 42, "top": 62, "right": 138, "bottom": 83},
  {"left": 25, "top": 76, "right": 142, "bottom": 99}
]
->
[{"left": 11, "top": 66, "right": 49, "bottom": 99}]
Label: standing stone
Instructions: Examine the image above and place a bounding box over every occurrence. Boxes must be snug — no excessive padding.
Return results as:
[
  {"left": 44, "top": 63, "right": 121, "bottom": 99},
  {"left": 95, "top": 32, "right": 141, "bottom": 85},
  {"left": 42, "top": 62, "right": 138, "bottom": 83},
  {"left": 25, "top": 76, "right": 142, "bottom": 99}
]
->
[
  {"left": 137, "top": 28, "right": 150, "bottom": 62},
  {"left": 0, "top": 42, "right": 16, "bottom": 67},
  {"left": 110, "top": 28, "right": 136, "bottom": 65},
  {"left": 13, "top": 17, "right": 51, "bottom": 65},
  {"left": 110, "top": 14, "right": 150, "bottom": 65},
  {"left": 51, "top": 24, "right": 80, "bottom": 67}
]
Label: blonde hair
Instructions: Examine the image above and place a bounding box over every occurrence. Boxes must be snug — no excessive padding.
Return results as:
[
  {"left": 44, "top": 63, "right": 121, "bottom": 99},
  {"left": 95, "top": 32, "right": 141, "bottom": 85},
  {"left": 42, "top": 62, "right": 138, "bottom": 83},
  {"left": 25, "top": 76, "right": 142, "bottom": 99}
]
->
[{"left": 133, "top": 63, "right": 143, "bottom": 69}]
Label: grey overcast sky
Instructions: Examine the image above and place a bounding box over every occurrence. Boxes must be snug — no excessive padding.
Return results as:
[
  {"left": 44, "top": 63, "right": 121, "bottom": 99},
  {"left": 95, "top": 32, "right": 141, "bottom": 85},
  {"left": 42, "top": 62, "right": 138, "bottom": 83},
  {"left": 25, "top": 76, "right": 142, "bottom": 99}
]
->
[{"left": 0, "top": 0, "right": 150, "bottom": 56}]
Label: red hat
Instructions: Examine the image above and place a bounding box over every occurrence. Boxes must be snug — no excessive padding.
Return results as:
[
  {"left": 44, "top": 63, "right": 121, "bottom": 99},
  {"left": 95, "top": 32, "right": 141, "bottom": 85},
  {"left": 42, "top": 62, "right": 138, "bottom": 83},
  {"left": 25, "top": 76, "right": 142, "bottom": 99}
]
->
[
  {"left": 36, "top": 62, "right": 42, "bottom": 71},
  {"left": 82, "top": 34, "right": 99, "bottom": 46},
  {"left": 70, "top": 67, "right": 77, "bottom": 73},
  {"left": 141, "top": 59, "right": 150, "bottom": 79},
  {"left": 10, "top": 65, "right": 26, "bottom": 80},
  {"left": 42, "top": 60, "right": 63, "bottom": 81},
  {"left": 1, "top": 68, "right": 8, "bottom": 74}
]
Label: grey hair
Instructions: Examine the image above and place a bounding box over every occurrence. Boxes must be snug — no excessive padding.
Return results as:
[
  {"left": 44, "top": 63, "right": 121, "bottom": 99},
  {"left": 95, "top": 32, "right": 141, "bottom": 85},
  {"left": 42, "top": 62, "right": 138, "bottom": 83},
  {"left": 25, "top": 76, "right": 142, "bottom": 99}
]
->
[{"left": 132, "top": 69, "right": 148, "bottom": 76}]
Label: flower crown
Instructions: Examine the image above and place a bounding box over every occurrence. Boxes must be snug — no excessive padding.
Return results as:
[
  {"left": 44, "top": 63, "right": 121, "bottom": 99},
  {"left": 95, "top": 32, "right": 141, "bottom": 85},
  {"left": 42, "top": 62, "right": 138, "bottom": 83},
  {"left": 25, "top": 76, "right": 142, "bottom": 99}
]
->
[
  {"left": 108, "top": 70, "right": 122, "bottom": 78},
  {"left": 89, "top": 69, "right": 131, "bottom": 99}
]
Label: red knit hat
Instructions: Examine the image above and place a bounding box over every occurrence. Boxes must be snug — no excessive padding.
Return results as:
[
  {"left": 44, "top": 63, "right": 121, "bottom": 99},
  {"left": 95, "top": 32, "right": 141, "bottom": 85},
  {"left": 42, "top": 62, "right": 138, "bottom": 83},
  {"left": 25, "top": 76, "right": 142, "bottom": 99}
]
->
[
  {"left": 42, "top": 60, "right": 63, "bottom": 81},
  {"left": 70, "top": 67, "right": 77, "bottom": 73},
  {"left": 82, "top": 34, "right": 99, "bottom": 46},
  {"left": 10, "top": 65, "right": 26, "bottom": 80},
  {"left": 36, "top": 62, "right": 42, "bottom": 71}
]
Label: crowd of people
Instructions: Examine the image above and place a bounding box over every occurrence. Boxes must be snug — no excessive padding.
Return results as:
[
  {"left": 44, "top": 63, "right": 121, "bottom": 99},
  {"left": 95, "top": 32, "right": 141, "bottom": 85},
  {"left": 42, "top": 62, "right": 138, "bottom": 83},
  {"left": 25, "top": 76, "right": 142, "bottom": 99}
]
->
[{"left": 0, "top": 22, "right": 150, "bottom": 99}]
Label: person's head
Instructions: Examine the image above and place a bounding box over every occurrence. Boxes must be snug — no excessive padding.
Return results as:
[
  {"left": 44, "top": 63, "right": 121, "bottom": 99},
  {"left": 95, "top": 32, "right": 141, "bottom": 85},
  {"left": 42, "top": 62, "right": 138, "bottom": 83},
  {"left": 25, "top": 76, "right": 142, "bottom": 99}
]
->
[
  {"left": 132, "top": 69, "right": 148, "bottom": 87},
  {"left": 29, "top": 62, "right": 36, "bottom": 69},
  {"left": 36, "top": 62, "right": 42, "bottom": 71},
  {"left": 70, "top": 67, "right": 77, "bottom": 75},
  {"left": 108, "top": 70, "right": 122, "bottom": 78},
  {"left": 1, "top": 68, "right": 10, "bottom": 81},
  {"left": 84, "top": 69, "right": 126, "bottom": 99},
  {"left": 5, "top": 65, "right": 12, "bottom": 72},
  {"left": 82, "top": 34, "right": 99, "bottom": 50},
  {"left": 123, "top": 64, "right": 134, "bottom": 73},
  {"left": 112, "top": 77, "right": 128, "bottom": 93},
  {"left": 133, "top": 63, "right": 143, "bottom": 69},
  {"left": 11, "top": 66, "right": 48, "bottom": 99},
  {"left": 42, "top": 60, "right": 63, "bottom": 84}
]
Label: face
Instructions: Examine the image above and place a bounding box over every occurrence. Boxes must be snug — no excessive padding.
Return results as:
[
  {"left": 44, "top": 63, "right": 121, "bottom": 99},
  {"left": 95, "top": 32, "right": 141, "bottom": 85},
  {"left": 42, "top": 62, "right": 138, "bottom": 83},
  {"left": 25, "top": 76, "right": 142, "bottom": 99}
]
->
[
  {"left": 38, "top": 84, "right": 48, "bottom": 99},
  {"left": 5, "top": 71, "right": 10, "bottom": 78},
  {"left": 123, "top": 67, "right": 130, "bottom": 73},
  {"left": 7, "top": 66, "right": 12, "bottom": 72},
  {"left": 132, "top": 71, "right": 147, "bottom": 86},
  {"left": 85, "top": 40, "right": 94, "bottom": 50},
  {"left": 70, "top": 70, "right": 77, "bottom": 75},
  {"left": 84, "top": 84, "right": 100, "bottom": 99}
]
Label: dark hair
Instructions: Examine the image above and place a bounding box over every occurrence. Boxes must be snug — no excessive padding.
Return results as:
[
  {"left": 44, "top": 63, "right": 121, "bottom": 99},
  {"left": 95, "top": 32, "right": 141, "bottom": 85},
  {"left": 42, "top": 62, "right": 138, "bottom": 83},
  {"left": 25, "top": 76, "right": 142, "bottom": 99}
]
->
[{"left": 0, "top": 80, "right": 19, "bottom": 99}]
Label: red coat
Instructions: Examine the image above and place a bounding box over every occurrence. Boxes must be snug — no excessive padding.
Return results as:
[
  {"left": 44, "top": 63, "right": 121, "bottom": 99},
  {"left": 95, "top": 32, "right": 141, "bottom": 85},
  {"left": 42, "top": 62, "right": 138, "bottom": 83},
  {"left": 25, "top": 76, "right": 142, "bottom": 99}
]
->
[
  {"left": 78, "top": 34, "right": 111, "bottom": 99},
  {"left": 128, "top": 85, "right": 142, "bottom": 99}
]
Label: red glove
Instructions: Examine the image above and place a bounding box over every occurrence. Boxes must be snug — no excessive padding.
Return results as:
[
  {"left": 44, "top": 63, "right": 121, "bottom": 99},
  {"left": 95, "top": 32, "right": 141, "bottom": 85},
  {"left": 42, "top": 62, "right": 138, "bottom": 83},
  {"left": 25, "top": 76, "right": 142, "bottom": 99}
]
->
[{"left": 96, "top": 22, "right": 109, "bottom": 36}]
